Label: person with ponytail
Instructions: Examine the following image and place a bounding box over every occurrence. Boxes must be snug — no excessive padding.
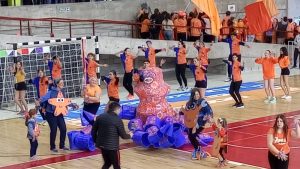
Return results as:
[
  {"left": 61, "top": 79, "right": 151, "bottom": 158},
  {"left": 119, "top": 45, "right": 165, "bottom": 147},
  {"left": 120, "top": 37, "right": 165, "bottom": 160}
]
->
[
  {"left": 29, "top": 69, "right": 49, "bottom": 125},
  {"left": 101, "top": 70, "right": 120, "bottom": 103},
  {"left": 212, "top": 117, "right": 228, "bottom": 167},
  {"left": 277, "top": 47, "right": 291, "bottom": 99},
  {"left": 83, "top": 76, "right": 102, "bottom": 115},
  {"left": 25, "top": 109, "right": 40, "bottom": 160}
]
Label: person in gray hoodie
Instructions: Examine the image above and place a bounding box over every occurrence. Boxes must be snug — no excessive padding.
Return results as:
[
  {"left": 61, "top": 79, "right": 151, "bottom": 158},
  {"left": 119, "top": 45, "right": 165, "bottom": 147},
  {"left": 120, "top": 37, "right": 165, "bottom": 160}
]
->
[{"left": 25, "top": 109, "right": 39, "bottom": 160}]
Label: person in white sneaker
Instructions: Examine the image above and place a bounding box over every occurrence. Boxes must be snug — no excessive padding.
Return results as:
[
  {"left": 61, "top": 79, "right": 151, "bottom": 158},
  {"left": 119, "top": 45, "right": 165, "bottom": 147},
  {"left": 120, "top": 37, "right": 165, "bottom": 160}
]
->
[
  {"left": 277, "top": 47, "right": 292, "bottom": 100},
  {"left": 169, "top": 41, "right": 188, "bottom": 91},
  {"left": 255, "top": 50, "right": 278, "bottom": 104}
]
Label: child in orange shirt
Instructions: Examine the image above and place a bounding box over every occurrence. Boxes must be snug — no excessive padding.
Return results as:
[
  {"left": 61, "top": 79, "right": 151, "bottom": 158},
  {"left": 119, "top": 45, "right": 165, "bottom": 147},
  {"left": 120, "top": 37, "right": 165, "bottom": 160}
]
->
[
  {"left": 255, "top": 50, "right": 278, "bottom": 104},
  {"left": 212, "top": 118, "right": 228, "bottom": 168},
  {"left": 138, "top": 40, "right": 166, "bottom": 67},
  {"left": 193, "top": 41, "right": 211, "bottom": 67},
  {"left": 84, "top": 53, "right": 108, "bottom": 84},
  {"left": 101, "top": 70, "right": 120, "bottom": 103},
  {"left": 278, "top": 47, "right": 291, "bottom": 99},
  {"left": 187, "top": 58, "right": 207, "bottom": 98}
]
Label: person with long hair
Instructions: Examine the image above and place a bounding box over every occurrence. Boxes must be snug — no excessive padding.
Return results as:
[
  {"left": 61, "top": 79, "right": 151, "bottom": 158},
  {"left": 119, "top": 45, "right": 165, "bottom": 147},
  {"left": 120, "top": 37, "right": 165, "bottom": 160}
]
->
[
  {"left": 29, "top": 69, "right": 49, "bottom": 125},
  {"left": 92, "top": 102, "right": 133, "bottom": 169},
  {"left": 83, "top": 77, "right": 102, "bottom": 115},
  {"left": 190, "top": 13, "right": 202, "bottom": 42},
  {"left": 115, "top": 48, "right": 138, "bottom": 100},
  {"left": 140, "top": 13, "right": 151, "bottom": 39},
  {"left": 182, "top": 88, "right": 213, "bottom": 160},
  {"left": 174, "top": 11, "right": 187, "bottom": 41},
  {"left": 162, "top": 12, "right": 174, "bottom": 40},
  {"left": 278, "top": 47, "right": 291, "bottom": 99},
  {"left": 255, "top": 50, "right": 278, "bottom": 104},
  {"left": 229, "top": 54, "right": 244, "bottom": 108},
  {"left": 25, "top": 109, "right": 40, "bottom": 160},
  {"left": 267, "top": 114, "right": 300, "bottom": 169},
  {"left": 39, "top": 78, "right": 77, "bottom": 153},
  {"left": 187, "top": 58, "right": 207, "bottom": 98},
  {"left": 84, "top": 52, "right": 108, "bottom": 84},
  {"left": 170, "top": 41, "right": 188, "bottom": 91},
  {"left": 212, "top": 117, "right": 228, "bottom": 167},
  {"left": 12, "top": 59, "right": 28, "bottom": 115},
  {"left": 292, "top": 28, "right": 300, "bottom": 68},
  {"left": 194, "top": 41, "right": 211, "bottom": 67},
  {"left": 101, "top": 70, "right": 120, "bottom": 103}
]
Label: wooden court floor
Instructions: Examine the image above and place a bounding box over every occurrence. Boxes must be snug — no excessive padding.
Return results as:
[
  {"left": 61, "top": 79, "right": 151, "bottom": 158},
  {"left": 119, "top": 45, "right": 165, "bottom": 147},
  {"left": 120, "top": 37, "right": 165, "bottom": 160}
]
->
[{"left": 0, "top": 75, "right": 300, "bottom": 169}]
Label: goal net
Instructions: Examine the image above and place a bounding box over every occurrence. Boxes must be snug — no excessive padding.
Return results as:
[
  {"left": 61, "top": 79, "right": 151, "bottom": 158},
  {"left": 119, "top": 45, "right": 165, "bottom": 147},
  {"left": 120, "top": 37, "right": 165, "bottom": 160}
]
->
[{"left": 0, "top": 36, "right": 98, "bottom": 111}]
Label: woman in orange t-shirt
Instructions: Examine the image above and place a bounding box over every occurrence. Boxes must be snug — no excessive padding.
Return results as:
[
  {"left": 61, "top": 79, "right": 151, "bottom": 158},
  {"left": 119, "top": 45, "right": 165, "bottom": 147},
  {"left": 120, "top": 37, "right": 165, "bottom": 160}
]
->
[
  {"left": 229, "top": 54, "right": 244, "bottom": 108},
  {"left": 278, "top": 47, "right": 291, "bottom": 100},
  {"left": 267, "top": 114, "right": 300, "bottom": 169},
  {"left": 255, "top": 50, "right": 278, "bottom": 104},
  {"left": 140, "top": 13, "right": 151, "bottom": 39},
  {"left": 170, "top": 41, "right": 188, "bottom": 91},
  {"left": 84, "top": 53, "right": 108, "bottom": 84},
  {"left": 101, "top": 70, "right": 120, "bottom": 103},
  {"left": 83, "top": 77, "right": 102, "bottom": 115},
  {"left": 187, "top": 58, "right": 207, "bottom": 98},
  {"left": 194, "top": 41, "right": 211, "bottom": 66}
]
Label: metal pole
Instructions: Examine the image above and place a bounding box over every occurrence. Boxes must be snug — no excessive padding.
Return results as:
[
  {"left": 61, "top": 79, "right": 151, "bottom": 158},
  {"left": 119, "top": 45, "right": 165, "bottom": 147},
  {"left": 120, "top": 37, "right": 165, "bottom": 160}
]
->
[
  {"left": 27, "top": 21, "right": 31, "bottom": 36},
  {"left": 50, "top": 21, "right": 54, "bottom": 37},
  {"left": 19, "top": 20, "right": 22, "bottom": 36},
  {"left": 92, "top": 22, "right": 95, "bottom": 36},
  {"left": 69, "top": 22, "right": 72, "bottom": 38}
]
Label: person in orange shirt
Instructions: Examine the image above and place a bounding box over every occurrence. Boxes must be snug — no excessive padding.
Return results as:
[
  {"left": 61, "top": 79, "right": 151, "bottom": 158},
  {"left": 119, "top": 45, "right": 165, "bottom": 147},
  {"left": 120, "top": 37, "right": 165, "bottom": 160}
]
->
[
  {"left": 115, "top": 48, "right": 138, "bottom": 100},
  {"left": 255, "top": 50, "right": 278, "bottom": 104},
  {"left": 45, "top": 55, "right": 62, "bottom": 80},
  {"left": 212, "top": 117, "right": 228, "bottom": 167},
  {"left": 140, "top": 13, "right": 151, "bottom": 39},
  {"left": 101, "top": 70, "right": 120, "bottom": 103},
  {"left": 83, "top": 77, "right": 102, "bottom": 115},
  {"left": 170, "top": 41, "right": 188, "bottom": 91},
  {"left": 221, "top": 11, "right": 231, "bottom": 37},
  {"left": 277, "top": 47, "right": 291, "bottom": 99},
  {"left": 187, "top": 58, "right": 207, "bottom": 98},
  {"left": 174, "top": 11, "right": 187, "bottom": 41},
  {"left": 29, "top": 69, "right": 49, "bottom": 125},
  {"left": 222, "top": 33, "right": 250, "bottom": 82},
  {"left": 229, "top": 54, "right": 244, "bottom": 108},
  {"left": 190, "top": 13, "right": 202, "bottom": 42},
  {"left": 267, "top": 114, "right": 300, "bottom": 169},
  {"left": 84, "top": 53, "right": 108, "bottom": 84},
  {"left": 138, "top": 40, "right": 166, "bottom": 67},
  {"left": 194, "top": 41, "right": 211, "bottom": 67},
  {"left": 285, "top": 18, "right": 295, "bottom": 44}
]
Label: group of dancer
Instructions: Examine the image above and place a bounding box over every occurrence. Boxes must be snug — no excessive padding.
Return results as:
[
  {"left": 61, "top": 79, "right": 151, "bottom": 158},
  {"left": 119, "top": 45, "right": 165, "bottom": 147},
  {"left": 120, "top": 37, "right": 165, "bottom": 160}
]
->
[{"left": 12, "top": 33, "right": 298, "bottom": 169}]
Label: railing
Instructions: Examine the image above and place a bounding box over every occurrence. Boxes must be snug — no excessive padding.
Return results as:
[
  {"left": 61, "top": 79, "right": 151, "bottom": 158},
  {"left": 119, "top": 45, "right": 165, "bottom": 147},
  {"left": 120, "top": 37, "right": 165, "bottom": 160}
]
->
[{"left": 0, "top": 16, "right": 295, "bottom": 43}]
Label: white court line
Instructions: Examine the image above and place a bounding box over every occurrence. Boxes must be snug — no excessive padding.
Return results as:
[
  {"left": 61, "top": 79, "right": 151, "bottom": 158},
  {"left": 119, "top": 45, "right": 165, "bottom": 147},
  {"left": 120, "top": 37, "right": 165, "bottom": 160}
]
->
[{"left": 171, "top": 148, "right": 265, "bottom": 169}]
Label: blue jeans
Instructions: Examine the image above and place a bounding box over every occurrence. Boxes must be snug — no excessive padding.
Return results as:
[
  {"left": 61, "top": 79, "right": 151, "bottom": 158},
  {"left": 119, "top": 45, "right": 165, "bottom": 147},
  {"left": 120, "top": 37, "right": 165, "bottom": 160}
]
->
[
  {"left": 46, "top": 113, "right": 67, "bottom": 150},
  {"left": 164, "top": 30, "right": 173, "bottom": 40},
  {"left": 29, "top": 139, "right": 38, "bottom": 157}
]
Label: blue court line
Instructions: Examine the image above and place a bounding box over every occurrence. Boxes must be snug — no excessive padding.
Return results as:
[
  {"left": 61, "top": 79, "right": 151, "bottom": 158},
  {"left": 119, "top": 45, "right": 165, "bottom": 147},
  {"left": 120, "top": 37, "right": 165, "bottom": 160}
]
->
[{"left": 37, "top": 81, "right": 263, "bottom": 121}]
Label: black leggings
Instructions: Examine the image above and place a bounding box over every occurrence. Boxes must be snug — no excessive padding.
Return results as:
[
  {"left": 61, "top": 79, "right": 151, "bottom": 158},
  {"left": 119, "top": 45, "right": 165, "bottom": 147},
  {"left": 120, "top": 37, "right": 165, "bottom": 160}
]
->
[
  {"left": 83, "top": 102, "right": 100, "bottom": 115},
  {"left": 175, "top": 64, "right": 187, "bottom": 87},
  {"left": 188, "top": 127, "right": 204, "bottom": 149},
  {"left": 268, "top": 151, "right": 289, "bottom": 169},
  {"left": 229, "top": 81, "right": 243, "bottom": 104},
  {"left": 219, "top": 147, "right": 226, "bottom": 161},
  {"left": 101, "top": 148, "right": 121, "bottom": 169},
  {"left": 294, "top": 48, "right": 300, "bottom": 67},
  {"left": 123, "top": 72, "right": 133, "bottom": 95}
]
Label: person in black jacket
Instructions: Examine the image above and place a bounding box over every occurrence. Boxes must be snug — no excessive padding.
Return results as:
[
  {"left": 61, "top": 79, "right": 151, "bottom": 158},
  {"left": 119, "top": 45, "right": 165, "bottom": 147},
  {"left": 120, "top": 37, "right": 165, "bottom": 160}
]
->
[{"left": 92, "top": 102, "right": 133, "bottom": 169}]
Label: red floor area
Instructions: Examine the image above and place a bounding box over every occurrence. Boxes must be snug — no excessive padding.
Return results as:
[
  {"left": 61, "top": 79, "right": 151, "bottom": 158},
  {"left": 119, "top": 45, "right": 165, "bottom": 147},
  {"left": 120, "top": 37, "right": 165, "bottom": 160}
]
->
[
  {"left": 1, "top": 111, "right": 300, "bottom": 169},
  {"left": 179, "top": 110, "right": 300, "bottom": 169}
]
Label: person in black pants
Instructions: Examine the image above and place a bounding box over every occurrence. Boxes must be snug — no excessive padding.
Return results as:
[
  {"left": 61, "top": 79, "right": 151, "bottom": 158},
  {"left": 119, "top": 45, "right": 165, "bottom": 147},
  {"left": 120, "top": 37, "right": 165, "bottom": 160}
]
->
[
  {"left": 115, "top": 48, "right": 138, "bottom": 100},
  {"left": 170, "top": 41, "right": 188, "bottom": 91},
  {"left": 292, "top": 33, "right": 300, "bottom": 68},
  {"left": 39, "top": 79, "right": 78, "bottom": 153},
  {"left": 229, "top": 54, "right": 244, "bottom": 108},
  {"left": 92, "top": 102, "right": 133, "bottom": 169},
  {"left": 181, "top": 88, "right": 213, "bottom": 160}
]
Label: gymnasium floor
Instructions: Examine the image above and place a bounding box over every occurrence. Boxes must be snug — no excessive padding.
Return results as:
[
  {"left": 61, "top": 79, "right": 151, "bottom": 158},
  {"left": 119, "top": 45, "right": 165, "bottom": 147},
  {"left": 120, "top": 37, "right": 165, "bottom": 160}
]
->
[{"left": 0, "top": 69, "right": 300, "bottom": 169}]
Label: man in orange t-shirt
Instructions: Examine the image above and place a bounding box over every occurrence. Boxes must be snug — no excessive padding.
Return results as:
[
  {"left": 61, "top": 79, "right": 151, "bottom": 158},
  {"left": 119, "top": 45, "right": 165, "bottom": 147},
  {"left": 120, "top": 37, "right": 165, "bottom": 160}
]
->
[{"left": 139, "top": 40, "right": 166, "bottom": 67}]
